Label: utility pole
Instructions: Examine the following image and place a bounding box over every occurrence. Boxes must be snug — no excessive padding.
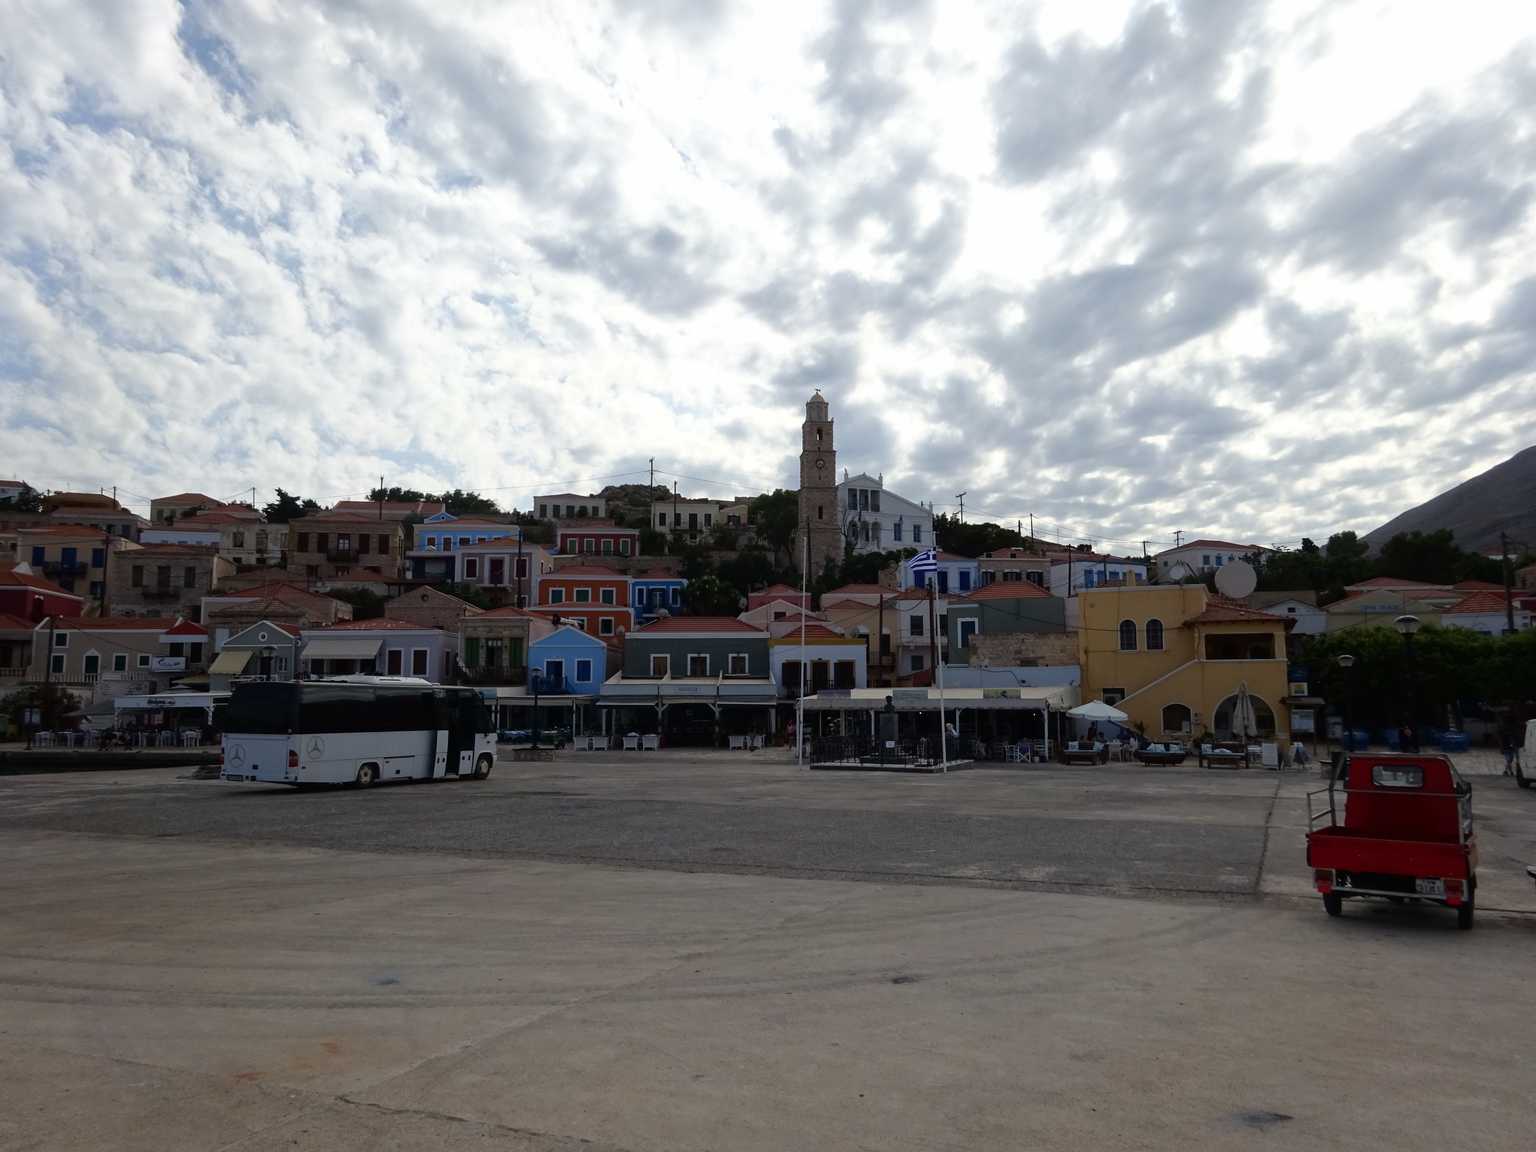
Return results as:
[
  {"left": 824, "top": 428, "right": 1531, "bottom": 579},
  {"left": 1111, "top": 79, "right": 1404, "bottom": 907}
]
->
[
  {"left": 1501, "top": 531, "right": 1517, "bottom": 635},
  {"left": 1174, "top": 530, "right": 1183, "bottom": 549},
  {"left": 378, "top": 477, "right": 385, "bottom": 521},
  {"left": 1028, "top": 512, "right": 1034, "bottom": 543},
  {"left": 649, "top": 458, "right": 655, "bottom": 493},
  {"left": 956, "top": 492, "right": 966, "bottom": 523}
]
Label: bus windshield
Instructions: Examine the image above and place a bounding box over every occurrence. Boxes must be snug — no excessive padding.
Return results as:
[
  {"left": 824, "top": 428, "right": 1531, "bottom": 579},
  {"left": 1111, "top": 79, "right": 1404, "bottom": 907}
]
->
[{"left": 223, "top": 682, "right": 301, "bottom": 734}]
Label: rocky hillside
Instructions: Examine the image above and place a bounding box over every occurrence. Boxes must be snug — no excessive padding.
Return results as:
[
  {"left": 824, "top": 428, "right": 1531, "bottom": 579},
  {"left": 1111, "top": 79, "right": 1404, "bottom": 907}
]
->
[{"left": 1364, "top": 445, "right": 1536, "bottom": 554}]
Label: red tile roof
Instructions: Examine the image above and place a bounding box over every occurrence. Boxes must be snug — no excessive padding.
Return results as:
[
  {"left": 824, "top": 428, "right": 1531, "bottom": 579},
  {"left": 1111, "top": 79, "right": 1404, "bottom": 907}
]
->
[
  {"left": 332, "top": 500, "right": 446, "bottom": 517},
  {"left": 1452, "top": 580, "right": 1505, "bottom": 592},
  {"left": 547, "top": 565, "right": 627, "bottom": 578},
  {"left": 773, "top": 624, "right": 850, "bottom": 642},
  {"left": 1161, "top": 539, "right": 1267, "bottom": 553},
  {"left": 637, "top": 616, "right": 763, "bottom": 633},
  {"left": 123, "top": 542, "right": 220, "bottom": 555},
  {"left": 1444, "top": 591, "right": 1512, "bottom": 615},
  {"left": 1345, "top": 576, "right": 1450, "bottom": 590},
  {"left": 155, "top": 493, "right": 221, "bottom": 504},
  {"left": 0, "top": 565, "right": 81, "bottom": 597},
  {"left": 1184, "top": 601, "right": 1291, "bottom": 626},
  {"left": 0, "top": 612, "right": 38, "bottom": 631},
  {"left": 211, "top": 582, "right": 334, "bottom": 603},
  {"left": 954, "top": 581, "right": 1053, "bottom": 601},
  {"left": 17, "top": 524, "right": 113, "bottom": 539},
  {"left": 477, "top": 605, "right": 541, "bottom": 620},
  {"left": 825, "top": 583, "right": 888, "bottom": 594},
  {"left": 51, "top": 616, "right": 180, "bottom": 630},
  {"left": 173, "top": 512, "right": 245, "bottom": 527},
  {"left": 308, "top": 618, "right": 444, "bottom": 632},
  {"left": 754, "top": 583, "right": 802, "bottom": 595},
  {"left": 162, "top": 619, "right": 209, "bottom": 636},
  {"left": 555, "top": 520, "right": 634, "bottom": 531}
]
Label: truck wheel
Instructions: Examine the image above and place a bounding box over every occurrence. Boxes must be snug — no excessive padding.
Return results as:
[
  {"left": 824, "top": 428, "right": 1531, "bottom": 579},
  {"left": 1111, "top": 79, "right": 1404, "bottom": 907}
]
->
[
  {"left": 1457, "top": 898, "right": 1474, "bottom": 930},
  {"left": 1517, "top": 764, "right": 1531, "bottom": 789},
  {"left": 473, "top": 754, "right": 493, "bottom": 781},
  {"left": 354, "top": 763, "right": 378, "bottom": 789},
  {"left": 1323, "top": 892, "right": 1343, "bottom": 917}
]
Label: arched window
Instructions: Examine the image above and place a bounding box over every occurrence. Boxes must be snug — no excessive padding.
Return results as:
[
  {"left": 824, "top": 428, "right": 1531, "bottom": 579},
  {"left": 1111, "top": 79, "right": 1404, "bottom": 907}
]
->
[
  {"left": 1118, "top": 619, "right": 1137, "bottom": 651},
  {"left": 1213, "top": 693, "right": 1277, "bottom": 738},
  {"left": 1161, "top": 703, "right": 1192, "bottom": 734},
  {"left": 1146, "top": 619, "right": 1165, "bottom": 651}
]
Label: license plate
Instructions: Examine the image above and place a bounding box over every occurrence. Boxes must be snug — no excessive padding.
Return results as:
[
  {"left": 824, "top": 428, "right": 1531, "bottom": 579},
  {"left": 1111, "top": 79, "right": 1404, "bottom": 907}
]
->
[{"left": 1415, "top": 878, "right": 1445, "bottom": 897}]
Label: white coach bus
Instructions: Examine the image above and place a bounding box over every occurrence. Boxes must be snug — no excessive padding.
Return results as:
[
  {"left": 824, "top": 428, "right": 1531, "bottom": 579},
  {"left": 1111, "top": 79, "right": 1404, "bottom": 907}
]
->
[{"left": 220, "top": 676, "right": 496, "bottom": 787}]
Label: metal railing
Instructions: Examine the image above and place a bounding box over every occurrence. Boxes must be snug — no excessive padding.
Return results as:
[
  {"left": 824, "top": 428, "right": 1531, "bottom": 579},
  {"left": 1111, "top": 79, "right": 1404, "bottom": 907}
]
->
[
  {"left": 808, "top": 735, "right": 939, "bottom": 768},
  {"left": 459, "top": 664, "right": 528, "bottom": 686},
  {"left": 42, "top": 560, "right": 88, "bottom": 576}
]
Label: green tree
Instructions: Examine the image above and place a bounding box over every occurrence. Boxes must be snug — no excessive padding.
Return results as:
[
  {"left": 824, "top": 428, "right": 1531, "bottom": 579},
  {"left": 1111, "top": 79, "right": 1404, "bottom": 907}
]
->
[
  {"left": 932, "top": 514, "right": 1030, "bottom": 557},
  {"left": 2, "top": 682, "right": 75, "bottom": 736},
  {"left": 718, "top": 546, "right": 775, "bottom": 593},
  {"left": 1255, "top": 538, "right": 1324, "bottom": 592},
  {"left": 0, "top": 484, "right": 43, "bottom": 513},
  {"left": 753, "top": 489, "right": 800, "bottom": 567},
  {"left": 1321, "top": 531, "right": 1372, "bottom": 595},
  {"left": 262, "top": 488, "right": 320, "bottom": 523},
  {"left": 438, "top": 489, "right": 501, "bottom": 516},
  {"left": 368, "top": 486, "right": 429, "bottom": 503},
  {"left": 684, "top": 572, "right": 741, "bottom": 615}
]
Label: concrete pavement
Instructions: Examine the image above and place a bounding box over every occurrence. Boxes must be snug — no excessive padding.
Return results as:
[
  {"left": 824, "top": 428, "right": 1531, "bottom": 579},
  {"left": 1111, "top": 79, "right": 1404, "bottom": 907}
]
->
[{"left": 1, "top": 758, "right": 1533, "bottom": 1150}]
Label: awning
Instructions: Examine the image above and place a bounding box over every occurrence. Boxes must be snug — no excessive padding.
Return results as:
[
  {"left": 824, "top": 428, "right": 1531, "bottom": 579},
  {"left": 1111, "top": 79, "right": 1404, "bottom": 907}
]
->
[
  {"left": 208, "top": 649, "right": 253, "bottom": 675},
  {"left": 597, "top": 695, "right": 778, "bottom": 708},
  {"left": 301, "top": 636, "right": 384, "bottom": 661}
]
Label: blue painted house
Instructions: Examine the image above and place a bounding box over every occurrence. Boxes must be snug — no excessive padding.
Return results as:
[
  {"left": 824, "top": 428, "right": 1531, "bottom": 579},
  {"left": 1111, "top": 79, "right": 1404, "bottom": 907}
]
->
[
  {"left": 898, "top": 551, "right": 980, "bottom": 595},
  {"left": 631, "top": 576, "right": 687, "bottom": 624},
  {"left": 529, "top": 625, "right": 612, "bottom": 697},
  {"left": 407, "top": 513, "right": 522, "bottom": 582}
]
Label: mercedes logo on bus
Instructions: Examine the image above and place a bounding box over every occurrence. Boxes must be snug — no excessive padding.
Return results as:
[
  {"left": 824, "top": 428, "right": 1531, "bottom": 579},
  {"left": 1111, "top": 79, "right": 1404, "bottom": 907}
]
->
[
  {"left": 307, "top": 737, "right": 325, "bottom": 757},
  {"left": 228, "top": 745, "right": 246, "bottom": 767}
]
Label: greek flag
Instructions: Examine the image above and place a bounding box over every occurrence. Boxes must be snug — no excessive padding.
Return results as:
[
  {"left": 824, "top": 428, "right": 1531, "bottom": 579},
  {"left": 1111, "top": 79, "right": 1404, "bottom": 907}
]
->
[{"left": 907, "top": 548, "right": 939, "bottom": 575}]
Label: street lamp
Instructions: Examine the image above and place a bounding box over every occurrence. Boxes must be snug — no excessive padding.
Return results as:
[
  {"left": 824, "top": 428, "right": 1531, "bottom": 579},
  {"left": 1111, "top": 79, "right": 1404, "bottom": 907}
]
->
[
  {"left": 1394, "top": 614, "right": 1420, "bottom": 750},
  {"left": 1335, "top": 653, "right": 1356, "bottom": 771}
]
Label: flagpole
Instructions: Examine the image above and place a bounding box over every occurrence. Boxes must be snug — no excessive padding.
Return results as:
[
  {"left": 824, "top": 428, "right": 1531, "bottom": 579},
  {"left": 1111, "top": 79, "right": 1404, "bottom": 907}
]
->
[{"left": 797, "top": 520, "right": 807, "bottom": 769}]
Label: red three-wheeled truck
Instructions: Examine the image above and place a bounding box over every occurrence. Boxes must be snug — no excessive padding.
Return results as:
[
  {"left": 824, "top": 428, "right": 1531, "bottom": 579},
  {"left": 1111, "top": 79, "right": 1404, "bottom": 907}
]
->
[{"left": 1307, "top": 752, "right": 1477, "bottom": 929}]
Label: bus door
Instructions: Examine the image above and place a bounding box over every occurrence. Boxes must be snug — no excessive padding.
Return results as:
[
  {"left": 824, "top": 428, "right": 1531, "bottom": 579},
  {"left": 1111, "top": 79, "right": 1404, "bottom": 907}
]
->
[{"left": 428, "top": 691, "right": 450, "bottom": 779}]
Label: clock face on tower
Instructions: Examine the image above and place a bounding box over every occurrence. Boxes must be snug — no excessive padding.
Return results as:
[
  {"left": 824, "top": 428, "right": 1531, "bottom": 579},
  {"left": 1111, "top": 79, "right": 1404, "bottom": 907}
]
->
[{"left": 815, "top": 457, "right": 826, "bottom": 472}]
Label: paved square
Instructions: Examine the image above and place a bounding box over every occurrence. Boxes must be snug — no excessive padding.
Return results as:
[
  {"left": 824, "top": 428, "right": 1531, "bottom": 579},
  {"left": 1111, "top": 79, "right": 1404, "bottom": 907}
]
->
[{"left": 1, "top": 756, "right": 1532, "bottom": 1150}]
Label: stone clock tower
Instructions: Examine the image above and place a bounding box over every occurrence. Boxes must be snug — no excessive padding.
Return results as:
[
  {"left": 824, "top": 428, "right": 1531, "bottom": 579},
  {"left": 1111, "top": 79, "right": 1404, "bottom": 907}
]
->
[{"left": 796, "top": 389, "right": 842, "bottom": 576}]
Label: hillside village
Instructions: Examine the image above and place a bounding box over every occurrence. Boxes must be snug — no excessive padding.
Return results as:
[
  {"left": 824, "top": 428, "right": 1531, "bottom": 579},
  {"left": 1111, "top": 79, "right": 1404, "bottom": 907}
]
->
[{"left": 2, "top": 393, "right": 1533, "bottom": 752}]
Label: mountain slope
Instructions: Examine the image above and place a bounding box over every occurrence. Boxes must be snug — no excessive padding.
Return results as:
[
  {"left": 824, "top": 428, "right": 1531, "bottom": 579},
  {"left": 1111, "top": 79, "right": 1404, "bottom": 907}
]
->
[{"left": 1363, "top": 445, "right": 1536, "bottom": 554}]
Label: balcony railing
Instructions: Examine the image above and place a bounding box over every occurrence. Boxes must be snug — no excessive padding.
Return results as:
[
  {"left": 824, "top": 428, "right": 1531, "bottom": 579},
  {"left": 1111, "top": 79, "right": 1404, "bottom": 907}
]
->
[
  {"left": 459, "top": 664, "right": 527, "bottom": 687},
  {"left": 325, "top": 550, "right": 357, "bottom": 563},
  {"left": 0, "top": 666, "right": 28, "bottom": 681},
  {"left": 42, "top": 561, "right": 88, "bottom": 576}
]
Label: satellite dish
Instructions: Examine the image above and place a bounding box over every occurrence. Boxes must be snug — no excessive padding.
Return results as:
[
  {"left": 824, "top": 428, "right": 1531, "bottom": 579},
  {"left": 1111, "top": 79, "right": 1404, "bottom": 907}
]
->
[{"left": 1213, "top": 559, "right": 1257, "bottom": 599}]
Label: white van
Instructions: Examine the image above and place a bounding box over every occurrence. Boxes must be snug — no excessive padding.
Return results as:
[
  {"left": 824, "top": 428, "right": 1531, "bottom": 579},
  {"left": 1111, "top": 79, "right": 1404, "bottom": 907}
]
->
[{"left": 1519, "top": 719, "right": 1536, "bottom": 789}]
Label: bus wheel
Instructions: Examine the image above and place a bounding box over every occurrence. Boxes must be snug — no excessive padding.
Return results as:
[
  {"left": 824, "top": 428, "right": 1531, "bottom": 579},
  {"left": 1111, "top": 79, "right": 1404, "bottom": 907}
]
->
[
  {"left": 355, "top": 763, "right": 378, "bottom": 789},
  {"left": 1322, "top": 892, "right": 1342, "bottom": 917},
  {"left": 473, "top": 754, "right": 493, "bottom": 781}
]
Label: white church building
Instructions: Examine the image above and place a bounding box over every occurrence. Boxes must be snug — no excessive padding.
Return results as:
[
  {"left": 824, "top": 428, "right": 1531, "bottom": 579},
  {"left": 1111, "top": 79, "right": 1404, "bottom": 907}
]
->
[{"left": 837, "top": 472, "right": 934, "bottom": 555}]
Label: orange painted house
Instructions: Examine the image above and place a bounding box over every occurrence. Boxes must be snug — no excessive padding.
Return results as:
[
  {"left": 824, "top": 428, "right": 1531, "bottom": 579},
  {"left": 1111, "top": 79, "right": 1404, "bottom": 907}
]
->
[{"left": 529, "top": 565, "right": 633, "bottom": 639}]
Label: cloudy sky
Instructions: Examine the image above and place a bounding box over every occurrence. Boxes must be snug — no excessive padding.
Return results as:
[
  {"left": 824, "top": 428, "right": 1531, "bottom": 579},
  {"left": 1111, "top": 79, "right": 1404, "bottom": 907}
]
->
[{"left": 2, "top": 1, "right": 1533, "bottom": 551}]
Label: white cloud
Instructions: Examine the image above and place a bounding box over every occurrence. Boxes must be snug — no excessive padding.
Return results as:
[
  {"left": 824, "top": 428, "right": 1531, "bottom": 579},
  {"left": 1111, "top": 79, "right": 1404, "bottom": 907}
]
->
[{"left": 0, "top": 0, "right": 1533, "bottom": 548}]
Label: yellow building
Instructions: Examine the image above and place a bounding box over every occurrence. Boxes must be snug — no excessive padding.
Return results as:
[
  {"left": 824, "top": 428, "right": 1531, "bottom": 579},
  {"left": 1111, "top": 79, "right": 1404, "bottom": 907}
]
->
[{"left": 1077, "top": 585, "right": 1292, "bottom": 743}]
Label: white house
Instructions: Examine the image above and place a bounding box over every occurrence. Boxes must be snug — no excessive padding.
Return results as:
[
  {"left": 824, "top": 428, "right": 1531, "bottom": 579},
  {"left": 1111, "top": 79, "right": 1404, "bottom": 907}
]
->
[
  {"left": 1440, "top": 591, "right": 1532, "bottom": 635},
  {"left": 300, "top": 618, "right": 460, "bottom": 682},
  {"left": 1048, "top": 552, "right": 1149, "bottom": 597},
  {"left": 1154, "top": 539, "right": 1269, "bottom": 582},
  {"left": 1248, "top": 594, "right": 1327, "bottom": 636},
  {"left": 535, "top": 493, "right": 606, "bottom": 521},
  {"left": 652, "top": 497, "right": 725, "bottom": 541},
  {"left": 896, "top": 552, "right": 980, "bottom": 595},
  {"left": 837, "top": 472, "right": 932, "bottom": 555},
  {"left": 768, "top": 624, "right": 868, "bottom": 696}
]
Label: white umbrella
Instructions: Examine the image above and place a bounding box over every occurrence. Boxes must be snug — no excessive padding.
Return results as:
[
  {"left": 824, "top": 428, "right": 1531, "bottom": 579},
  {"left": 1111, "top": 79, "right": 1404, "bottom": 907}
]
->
[
  {"left": 1231, "top": 681, "right": 1258, "bottom": 742},
  {"left": 1068, "top": 700, "right": 1129, "bottom": 724}
]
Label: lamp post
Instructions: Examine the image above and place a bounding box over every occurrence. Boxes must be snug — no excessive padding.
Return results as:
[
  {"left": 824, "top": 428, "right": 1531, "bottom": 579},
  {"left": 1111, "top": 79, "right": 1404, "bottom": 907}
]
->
[
  {"left": 1334, "top": 653, "right": 1356, "bottom": 778},
  {"left": 1394, "top": 614, "right": 1420, "bottom": 750}
]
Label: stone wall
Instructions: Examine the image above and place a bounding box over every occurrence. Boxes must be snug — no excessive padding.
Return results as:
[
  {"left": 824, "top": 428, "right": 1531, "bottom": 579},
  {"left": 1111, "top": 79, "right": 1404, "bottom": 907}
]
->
[{"left": 969, "top": 630, "right": 1078, "bottom": 667}]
